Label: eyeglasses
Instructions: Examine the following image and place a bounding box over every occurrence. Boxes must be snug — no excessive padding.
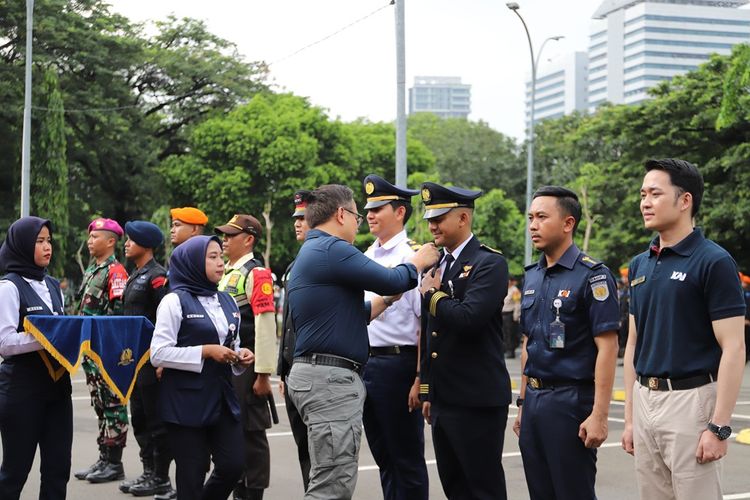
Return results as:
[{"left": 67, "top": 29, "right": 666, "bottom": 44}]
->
[{"left": 342, "top": 207, "right": 364, "bottom": 227}]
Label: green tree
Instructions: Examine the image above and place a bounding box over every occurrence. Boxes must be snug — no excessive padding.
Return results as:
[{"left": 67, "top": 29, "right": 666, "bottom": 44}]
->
[
  {"left": 32, "top": 69, "right": 69, "bottom": 277},
  {"left": 408, "top": 113, "right": 524, "bottom": 207},
  {"left": 472, "top": 189, "right": 525, "bottom": 277}
]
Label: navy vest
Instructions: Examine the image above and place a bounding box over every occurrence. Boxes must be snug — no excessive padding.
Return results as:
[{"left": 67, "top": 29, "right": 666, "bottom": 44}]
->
[
  {"left": 0, "top": 273, "right": 70, "bottom": 397},
  {"left": 158, "top": 290, "right": 241, "bottom": 427}
]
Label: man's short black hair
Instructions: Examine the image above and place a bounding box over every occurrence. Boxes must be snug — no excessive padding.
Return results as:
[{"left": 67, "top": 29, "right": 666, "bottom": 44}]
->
[
  {"left": 532, "top": 185, "right": 582, "bottom": 234},
  {"left": 645, "top": 158, "right": 704, "bottom": 217},
  {"left": 390, "top": 201, "right": 413, "bottom": 224},
  {"left": 305, "top": 185, "right": 355, "bottom": 228}
]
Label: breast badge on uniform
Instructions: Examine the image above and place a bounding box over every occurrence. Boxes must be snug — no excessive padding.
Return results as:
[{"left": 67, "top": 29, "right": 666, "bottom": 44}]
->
[
  {"left": 631, "top": 276, "right": 646, "bottom": 287},
  {"left": 118, "top": 348, "right": 134, "bottom": 366},
  {"left": 591, "top": 282, "right": 610, "bottom": 301},
  {"left": 558, "top": 289, "right": 571, "bottom": 297},
  {"left": 227, "top": 274, "right": 240, "bottom": 288},
  {"left": 459, "top": 265, "right": 473, "bottom": 279}
]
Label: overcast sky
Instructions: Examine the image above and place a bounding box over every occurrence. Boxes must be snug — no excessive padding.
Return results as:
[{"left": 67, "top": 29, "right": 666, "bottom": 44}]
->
[{"left": 108, "top": 0, "right": 606, "bottom": 141}]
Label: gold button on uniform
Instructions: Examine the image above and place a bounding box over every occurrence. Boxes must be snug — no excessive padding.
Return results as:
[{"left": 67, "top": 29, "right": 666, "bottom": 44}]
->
[
  {"left": 432, "top": 331, "right": 438, "bottom": 337},
  {"left": 431, "top": 352, "right": 438, "bottom": 359}
]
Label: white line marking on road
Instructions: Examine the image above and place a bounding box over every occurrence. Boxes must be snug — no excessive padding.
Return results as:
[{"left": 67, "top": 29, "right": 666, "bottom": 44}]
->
[
  {"left": 357, "top": 442, "right": 624, "bottom": 471},
  {"left": 724, "top": 493, "right": 750, "bottom": 499}
]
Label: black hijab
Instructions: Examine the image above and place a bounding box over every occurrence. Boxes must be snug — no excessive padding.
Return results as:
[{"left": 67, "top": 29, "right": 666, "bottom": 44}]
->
[
  {"left": 169, "top": 235, "right": 222, "bottom": 297},
  {"left": 0, "top": 216, "right": 52, "bottom": 281}
]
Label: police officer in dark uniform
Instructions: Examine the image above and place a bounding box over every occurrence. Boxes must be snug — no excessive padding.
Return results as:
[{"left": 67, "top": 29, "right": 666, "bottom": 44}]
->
[
  {"left": 514, "top": 186, "right": 619, "bottom": 500},
  {"left": 418, "top": 182, "right": 511, "bottom": 500},
  {"left": 277, "top": 190, "right": 312, "bottom": 490},
  {"left": 120, "top": 221, "right": 173, "bottom": 497}
]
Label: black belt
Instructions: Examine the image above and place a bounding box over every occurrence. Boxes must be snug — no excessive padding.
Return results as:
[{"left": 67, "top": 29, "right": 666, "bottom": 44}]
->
[
  {"left": 638, "top": 373, "right": 715, "bottom": 391},
  {"left": 527, "top": 377, "right": 593, "bottom": 390},
  {"left": 294, "top": 353, "right": 362, "bottom": 374},
  {"left": 369, "top": 345, "right": 417, "bottom": 356}
]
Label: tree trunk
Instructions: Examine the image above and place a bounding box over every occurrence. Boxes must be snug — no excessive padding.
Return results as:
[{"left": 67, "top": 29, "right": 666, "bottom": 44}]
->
[{"left": 262, "top": 198, "right": 273, "bottom": 269}]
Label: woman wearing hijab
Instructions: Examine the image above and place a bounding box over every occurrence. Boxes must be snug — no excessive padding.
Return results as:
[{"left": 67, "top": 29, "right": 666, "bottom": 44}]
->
[
  {"left": 150, "top": 235, "right": 254, "bottom": 500},
  {"left": 0, "top": 216, "right": 72, "bottom": 499}
]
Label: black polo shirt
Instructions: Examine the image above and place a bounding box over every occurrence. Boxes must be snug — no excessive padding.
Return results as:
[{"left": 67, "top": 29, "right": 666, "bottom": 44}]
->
[
  {"left": 629, "top": 228, "right": 745, "bottom": 378},
  {"left": 521, "top": 243, "right": 620, "bottom": 381}
]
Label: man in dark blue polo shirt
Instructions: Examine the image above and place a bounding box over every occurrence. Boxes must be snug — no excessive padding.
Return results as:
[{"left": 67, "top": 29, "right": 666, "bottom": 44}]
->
[
  {"left": 514, "top": 186, "right": 620, "bottom": 500},
  {"left": 621, "top": 158, "right": 746, "bottom": 500},
  {"left": 285, "top": 184, "right": 439, "bottom": 500}
]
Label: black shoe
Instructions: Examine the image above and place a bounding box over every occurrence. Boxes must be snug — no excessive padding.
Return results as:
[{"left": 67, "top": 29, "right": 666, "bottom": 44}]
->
[
  {"left": 74, "top": 459, "right": 106, "bottom": 480},
  {"left": 119, "top": 470, "right": 153, "bottom": 493},
  {"left": 153, "top": 488, "right": 177, "bottom": 500},
  {"left": 130, "top": 476, "right": 172, "bottom": 497},
  {"left": 87, "top": 461, "right": 125, "bottom": 483}
]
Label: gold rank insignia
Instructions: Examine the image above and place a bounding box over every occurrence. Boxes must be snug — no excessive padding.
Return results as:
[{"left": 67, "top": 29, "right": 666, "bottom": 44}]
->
[
  {"left": 118, "top": 348, "right": 134, "bottom": 366},
  {"left": 365, "top": 181, "right": 375, "bottom": 195},
  {"left": 631, "top": 276, "right": 646, "bottom": 287},
  {"left": 582, "top": 256, "right": 597, "bottom": 265},
  {"left": 591, "top": 282, "right": 610, "bottom": 301},
  {"left": 421, "top": 188, "right": 431, "bottom": 202}
]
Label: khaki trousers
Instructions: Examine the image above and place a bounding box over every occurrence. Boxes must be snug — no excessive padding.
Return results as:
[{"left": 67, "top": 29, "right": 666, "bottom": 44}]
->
[{"left": 633, "top": 380, "right": 722, "bottom": 500}]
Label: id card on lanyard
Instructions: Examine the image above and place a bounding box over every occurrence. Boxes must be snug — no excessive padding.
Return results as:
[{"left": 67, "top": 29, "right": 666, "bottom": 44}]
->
[{"left": 549, "top": 298, "right": 566, "bottom": 349}]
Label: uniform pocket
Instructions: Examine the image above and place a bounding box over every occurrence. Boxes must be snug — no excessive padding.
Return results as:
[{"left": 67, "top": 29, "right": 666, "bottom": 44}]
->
[{"left": 309, "top": 417, "right": 363, "bottom": 466}]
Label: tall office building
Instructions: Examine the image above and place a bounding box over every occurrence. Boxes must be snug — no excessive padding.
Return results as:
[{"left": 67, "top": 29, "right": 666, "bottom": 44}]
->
[
  {"left": 525, "top": 51, "right": 589, "bottom": 130},
  {"left": 588, "top": 0, "right": 750, "bottom": 111},
  {"left": 408, "top": 76, "right": 471, "bottom": 119}
]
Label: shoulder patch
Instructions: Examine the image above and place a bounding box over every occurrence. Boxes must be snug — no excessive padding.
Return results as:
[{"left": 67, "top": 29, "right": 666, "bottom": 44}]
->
[
  {"left": 480, "top": 244, "right": 503, "bottom": 255},
  {"left": 407, "top": 239, "right": 422, "bottom": 251},
  {"left": 580, "top": 254, "right": 602, "bottom": 269}
]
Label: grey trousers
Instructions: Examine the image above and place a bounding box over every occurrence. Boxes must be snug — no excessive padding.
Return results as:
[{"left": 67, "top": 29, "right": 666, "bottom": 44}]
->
[{"left": 287, "top": 362, "right": 366, "bottom": 500}]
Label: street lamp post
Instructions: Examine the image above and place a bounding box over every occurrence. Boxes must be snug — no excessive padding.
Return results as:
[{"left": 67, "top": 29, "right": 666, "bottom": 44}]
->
[{"left": 506, "top": 2, "right": 563, "bottom": 266}]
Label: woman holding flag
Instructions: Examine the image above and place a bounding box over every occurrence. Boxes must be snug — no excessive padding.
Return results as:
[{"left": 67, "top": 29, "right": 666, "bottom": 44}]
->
[
  {"left": 150, "top": 235, "right": 254, "bottom": 500},
  {"left": 0, "top": 216, "right": 72, "bottom": 499}
]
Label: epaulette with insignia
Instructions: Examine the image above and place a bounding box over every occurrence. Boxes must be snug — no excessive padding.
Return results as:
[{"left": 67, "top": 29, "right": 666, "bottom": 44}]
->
[
  {"left": 480, "top": 244, "right": 503, "bottom": 255},
  {"left": 580, "top": 254, "right": 602, "bottom": 269},
  {"left": 407, "top": 239, "right": 422, "bottom": 251}
]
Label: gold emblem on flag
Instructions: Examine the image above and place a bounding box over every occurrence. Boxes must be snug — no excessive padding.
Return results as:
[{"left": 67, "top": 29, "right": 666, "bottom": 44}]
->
[{"left": 118, "top": 348, "right": 134, "bottom": 366}]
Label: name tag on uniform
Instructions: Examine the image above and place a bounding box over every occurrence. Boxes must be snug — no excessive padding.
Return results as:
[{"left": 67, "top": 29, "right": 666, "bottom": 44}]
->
[
  {"left": 185, "top": 314, "right": 205, "bottom": 319},
  {"left": 26, "top": 306, "right": 43, "bottom": 312},
  {"left": 631, "top": 276, "right": 646, "bottom": 287},
  {"left": 524, "top": 289, "right": 535, "bottom": 295}
]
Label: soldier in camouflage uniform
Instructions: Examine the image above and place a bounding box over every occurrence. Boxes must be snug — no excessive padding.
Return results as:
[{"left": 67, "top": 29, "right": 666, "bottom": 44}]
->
[{"left": 73, "top": 218, "right": 130, "bottom": 484}]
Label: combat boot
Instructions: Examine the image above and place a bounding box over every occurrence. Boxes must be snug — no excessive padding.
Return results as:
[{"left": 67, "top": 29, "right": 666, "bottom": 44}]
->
[
  {"left": 87, "top": 445, "right": 125, "bottom": 483},
  {"left": 118, "top": 461, "right": 153, "bottom": 493},
  {"left": 153, "top": 488, "right": 177, "bottom": 500},
  {"left": 74, "top": 446, "right": 106, "bottom": 480},
  {"left": 129, "top": 476, "right": 173, "bottom": 497}
]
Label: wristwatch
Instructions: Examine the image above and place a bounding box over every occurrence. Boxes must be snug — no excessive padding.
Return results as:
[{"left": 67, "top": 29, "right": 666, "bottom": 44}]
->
[
  {"left": 707, "top": 422, "right": 732, "bottom": 441},
  {"left": 515, "top": 397, "right": 524, "bottom": 408}
]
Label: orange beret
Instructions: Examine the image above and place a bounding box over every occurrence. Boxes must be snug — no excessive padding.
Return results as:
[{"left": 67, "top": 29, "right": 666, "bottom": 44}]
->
[{"left": 170, "top": 207, "right": 208, "bottom": 225}]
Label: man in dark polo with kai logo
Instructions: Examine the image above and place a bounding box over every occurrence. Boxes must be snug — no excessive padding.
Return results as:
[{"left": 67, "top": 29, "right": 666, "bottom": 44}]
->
[{"left": 621, "top": 158, "right": 746, "bottom": 500}]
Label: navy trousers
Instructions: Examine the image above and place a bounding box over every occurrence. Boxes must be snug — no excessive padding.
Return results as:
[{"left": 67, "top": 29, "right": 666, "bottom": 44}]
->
[
  {"left": 0, "top": 354, "right": 73, "bottom": 500},
  {"left": 432, "top": 404, "right": 507, "bottom": 500},
  {"left": 519, "top": 385, "right": 598, "bottom": 500},
  {"left": 362, "top": 352, "right": 428, "bottom": 500},
  {"left": 167, "top": 404, "right": 244, "bottom": 500}
]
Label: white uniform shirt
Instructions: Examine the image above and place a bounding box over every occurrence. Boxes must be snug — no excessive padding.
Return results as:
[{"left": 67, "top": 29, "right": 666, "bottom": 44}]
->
[
  {"left": 0, "top": 278, "right": 61, "bottom": 357},
  {"left": 364, "top": 230, "right": 421, "bottom": 347},
  {"left": 150, "top": 292, "right": 243, "bottom": 375}
]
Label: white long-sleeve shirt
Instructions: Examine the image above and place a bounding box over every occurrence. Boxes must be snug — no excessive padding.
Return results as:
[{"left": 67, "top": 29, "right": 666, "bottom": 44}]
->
[
  {"left": 0, "top": 278, "right": 62, "bottom": 358},
  {"left": 150, "top": 292, "right": 244, "bottom": 375}
]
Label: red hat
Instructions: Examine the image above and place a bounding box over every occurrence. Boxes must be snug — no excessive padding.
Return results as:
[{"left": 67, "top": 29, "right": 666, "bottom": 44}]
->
[{"left": 88, "top": 218, "right": 124, "bottom": 238}]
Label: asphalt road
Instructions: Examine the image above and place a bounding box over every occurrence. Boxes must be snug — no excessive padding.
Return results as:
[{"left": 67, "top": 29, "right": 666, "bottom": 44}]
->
[{"left": 6, "top": 355, "right": 750, "bottom": 499}]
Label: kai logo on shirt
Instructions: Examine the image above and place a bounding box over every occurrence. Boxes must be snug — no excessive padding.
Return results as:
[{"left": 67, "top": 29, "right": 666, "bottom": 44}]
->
[{"left": 670, "top": 271, "right": 687, "bottom": 282}]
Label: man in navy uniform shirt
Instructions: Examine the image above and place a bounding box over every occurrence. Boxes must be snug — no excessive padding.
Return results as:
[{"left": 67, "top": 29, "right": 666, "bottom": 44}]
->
[
  {"left": 621, "top": 158, "right": 746, "bottom": 500},
  {"left": 361, "top": 174, "right": 429, "bottom": 500},
  {"left": 418, "top": 182, "right": 511, "bottom": 500},
  {"left": 285, "top": 184, "right": 439, "bottom": 499},
  {"left": 514, "top": 186, "right": 619, "bottom": 500}
]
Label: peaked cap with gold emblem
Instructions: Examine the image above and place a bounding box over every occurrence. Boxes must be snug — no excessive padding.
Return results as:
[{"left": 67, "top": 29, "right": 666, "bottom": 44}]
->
[
  {"left": 362, "top": 174, "right": 419, "bottom": 210},
  {"left": 420, "top": 182, "right": 482, "bottom": 219}
]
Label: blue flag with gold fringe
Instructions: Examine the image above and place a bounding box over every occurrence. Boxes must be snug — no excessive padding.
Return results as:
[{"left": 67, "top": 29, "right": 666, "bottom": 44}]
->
[{"left": 23, "top": 315, "right": 154, "bottom": 404}]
